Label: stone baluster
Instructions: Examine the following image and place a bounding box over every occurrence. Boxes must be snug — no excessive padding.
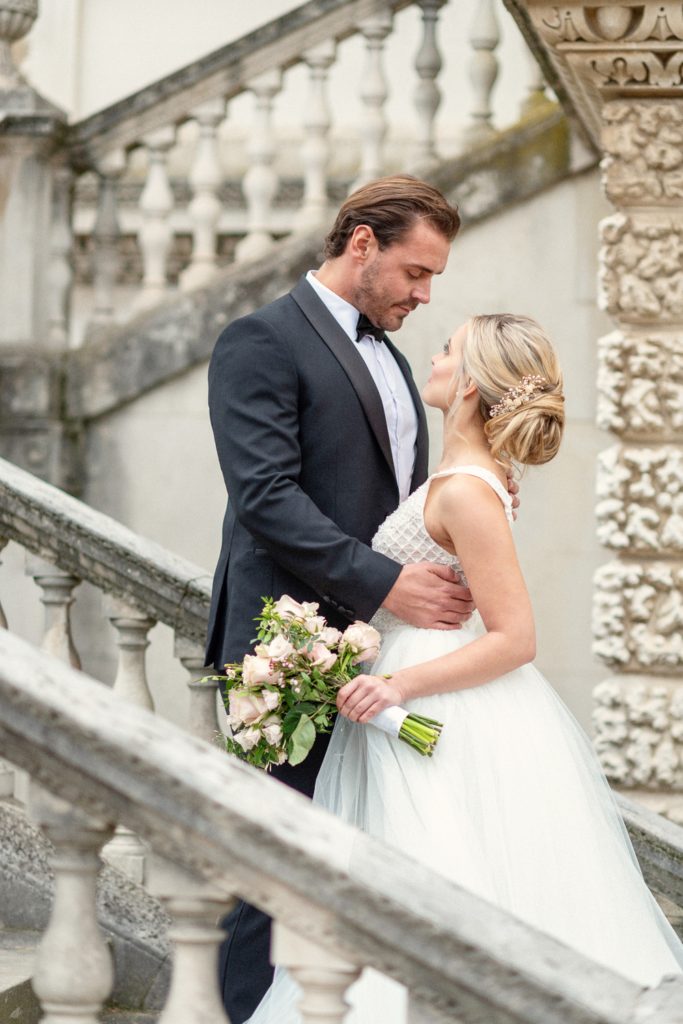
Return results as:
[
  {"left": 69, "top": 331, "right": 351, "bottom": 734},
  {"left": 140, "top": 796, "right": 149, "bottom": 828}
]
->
[
  {"left": 462, "top": 0, "right": 500, "bottom": 146},
  {"left": 91, "top": 149, "right": 127, "bottom": 330},
  {"left": 0, "top": 0, "right": 37, "bottom": 88},
  {"left": 46, "top": 163, "right": 74, "bottom": 348},
  {"left": 296, "top": 41, "right": 336, "bottom": 234},
  {"left": 352, "top": 11, "right": 393, "bottom": 191},
  {"left": 180, "top": 98, "right": 227, "bottom": 291},
  {"left": 174, "top": 634, "right": 219, "bottom": 744},
  {"left": 235, "top": 70, "right": 283, "bottom": 263},
  {"left": 29, "top": 786, "right": 115, "bottom": 1024},
  {"left": 412, "top": 0, "right": 446, "bottom": 170},
  {"left": 272, "top": 922, "right": 362, "bottom": 1024},
  {"left": 520, "top": 48, "right": 551, "bottom": 118},
  {"left": 103, "top": 596, "right": 156, "bottom": 881},
  {"left": 134, "top": 126, "right": 176, "bottom": 312},
  {"left": 149, "top": 858, "right": 236, "bottom": 1024},
  {"left": 27, "top": 555, "right": 81, "bottom": 669}
]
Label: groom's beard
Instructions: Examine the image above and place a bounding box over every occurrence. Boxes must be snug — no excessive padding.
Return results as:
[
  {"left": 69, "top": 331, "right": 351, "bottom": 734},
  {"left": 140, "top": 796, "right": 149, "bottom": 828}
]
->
[{"left": 353, "top": 261, "right": 417, "bottom": 332}]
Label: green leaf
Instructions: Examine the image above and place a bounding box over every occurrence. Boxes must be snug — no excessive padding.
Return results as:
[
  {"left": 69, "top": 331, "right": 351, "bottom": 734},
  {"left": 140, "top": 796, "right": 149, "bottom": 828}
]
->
[{"left": 288, "top": 714, "right": 317, "bottom": 766}]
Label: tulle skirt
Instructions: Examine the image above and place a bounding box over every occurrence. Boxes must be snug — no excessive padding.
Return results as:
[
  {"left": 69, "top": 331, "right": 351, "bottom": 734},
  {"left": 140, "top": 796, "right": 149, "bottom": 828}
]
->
[{"left": 248, "top": 618, "right": 683, "bottom": 1024}]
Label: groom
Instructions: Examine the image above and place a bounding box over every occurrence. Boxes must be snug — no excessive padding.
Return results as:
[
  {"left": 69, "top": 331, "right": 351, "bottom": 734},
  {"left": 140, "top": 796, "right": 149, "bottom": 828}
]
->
[{"left": 207, "top": 175, "right": 472, "bottom": 1022}]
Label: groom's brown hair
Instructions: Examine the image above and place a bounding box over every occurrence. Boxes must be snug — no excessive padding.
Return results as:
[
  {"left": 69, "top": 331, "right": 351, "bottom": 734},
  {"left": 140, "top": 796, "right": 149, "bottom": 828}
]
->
[{"left": 323, "top": 174, "right": 460, "bottom": 259}]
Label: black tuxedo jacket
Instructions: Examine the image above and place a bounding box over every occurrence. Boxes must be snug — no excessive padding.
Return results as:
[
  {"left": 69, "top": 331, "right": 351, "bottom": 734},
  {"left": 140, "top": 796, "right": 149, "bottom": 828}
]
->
[{"left": 205, "top": 275, "right": 429, "bottom": 670}]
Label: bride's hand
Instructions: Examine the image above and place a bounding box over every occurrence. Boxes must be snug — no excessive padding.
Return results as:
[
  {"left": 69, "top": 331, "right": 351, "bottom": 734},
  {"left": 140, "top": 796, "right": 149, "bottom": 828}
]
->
[
  {"left": 336, "top": 674, "right": 403, "bottom": 724},
  {"left": 506, "top": 469, "right": 520, "bottom": 521}
]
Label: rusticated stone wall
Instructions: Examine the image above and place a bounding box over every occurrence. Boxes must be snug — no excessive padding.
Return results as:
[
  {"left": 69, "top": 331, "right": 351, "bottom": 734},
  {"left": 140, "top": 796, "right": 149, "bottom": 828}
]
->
[{"left": 521, "top": 0, "right": 683, "bottom": 816}]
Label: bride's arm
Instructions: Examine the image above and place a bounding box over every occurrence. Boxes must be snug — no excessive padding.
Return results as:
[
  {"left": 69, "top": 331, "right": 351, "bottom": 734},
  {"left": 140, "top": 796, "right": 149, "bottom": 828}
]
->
[{"left": 337, "top": 475, "right": 536, "bottom": 722}]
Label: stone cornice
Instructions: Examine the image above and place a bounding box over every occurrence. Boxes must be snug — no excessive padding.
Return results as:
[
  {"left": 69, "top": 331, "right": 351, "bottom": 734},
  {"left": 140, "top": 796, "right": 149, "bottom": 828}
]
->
[
  {"left": 517, "top": 1, "right": 683, "bottom": 149},
  {"left": 0, "top": 456, "right": 211, "bottom": 643}
]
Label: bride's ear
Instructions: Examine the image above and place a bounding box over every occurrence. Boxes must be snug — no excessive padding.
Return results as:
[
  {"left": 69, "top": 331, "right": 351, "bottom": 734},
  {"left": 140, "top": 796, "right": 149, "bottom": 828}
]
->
[{"left": 462, "top": 377, "right": 478, "bottom": 398}]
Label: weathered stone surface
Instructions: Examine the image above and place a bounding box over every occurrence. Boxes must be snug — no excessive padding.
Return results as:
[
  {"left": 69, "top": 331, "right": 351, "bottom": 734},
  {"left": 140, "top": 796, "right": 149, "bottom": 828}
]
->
[
  {"left": 0, "top": 801, "right": 170, "bottom": 1011},
  {"left": 0, "top": 455, "right": 211, "bottom": 644},
  {"left": 0, "top": 628, "right": 665, "bottom": 1024}
]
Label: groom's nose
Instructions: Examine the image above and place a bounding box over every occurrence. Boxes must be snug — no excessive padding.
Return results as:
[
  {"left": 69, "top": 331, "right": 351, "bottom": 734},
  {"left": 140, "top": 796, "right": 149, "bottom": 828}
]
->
[{"left": 411, "top": 279, "right": 431, "bottom": 304}]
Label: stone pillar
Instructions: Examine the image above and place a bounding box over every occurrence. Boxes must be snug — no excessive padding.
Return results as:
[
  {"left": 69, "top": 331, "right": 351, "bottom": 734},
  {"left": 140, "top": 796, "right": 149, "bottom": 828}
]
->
[
  {"left": 523, "top": 1, "right": 683, "bottom": 817},
  {"left": 0, "top": 0, "right": 67, "bottom": 349}
]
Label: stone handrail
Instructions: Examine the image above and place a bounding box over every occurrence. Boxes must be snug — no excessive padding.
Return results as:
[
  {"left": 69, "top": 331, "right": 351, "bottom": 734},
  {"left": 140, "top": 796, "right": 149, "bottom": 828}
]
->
[
  {"left": 65, "top": 0, "right": 413, "bottom": 169},
  {"left": 0, "top": 455, "right": 211, "bottom": 645},
  {"left": 3, "top": 626, "right": 683, "bottom": 1024}
]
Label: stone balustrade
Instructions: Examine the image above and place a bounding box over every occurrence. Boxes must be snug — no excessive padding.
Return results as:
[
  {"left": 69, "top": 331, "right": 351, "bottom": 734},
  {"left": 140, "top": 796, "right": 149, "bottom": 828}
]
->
[
  {"left": 0, "top": 453, "right": 215, "bottom": 877},
  {"left": 0, "top": 0, "right": 558, "bottom": 348},
  {"left": 3, "top": 626, "right": 683, "bottom": 1023}
]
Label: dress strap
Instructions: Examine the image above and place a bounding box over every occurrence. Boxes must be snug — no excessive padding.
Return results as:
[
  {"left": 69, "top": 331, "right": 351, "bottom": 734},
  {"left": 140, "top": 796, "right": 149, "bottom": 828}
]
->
[{"left": 430, "top": 465, "right": 513, "bottom": 520}]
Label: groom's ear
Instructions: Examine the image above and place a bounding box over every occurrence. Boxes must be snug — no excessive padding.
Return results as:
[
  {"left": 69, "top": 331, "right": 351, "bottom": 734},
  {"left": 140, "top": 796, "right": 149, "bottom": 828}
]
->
[{"left": 349, "top": 224, "right": 376, "bottom": 261}]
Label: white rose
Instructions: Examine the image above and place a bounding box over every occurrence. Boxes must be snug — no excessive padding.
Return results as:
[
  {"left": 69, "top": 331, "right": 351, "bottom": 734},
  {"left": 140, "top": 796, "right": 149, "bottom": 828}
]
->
[
  {"left": 265, "top": 634, "right": 296, "bottom": 662},
  {"left": 305, "top": 615, "right": 326, "bottom": 634},
  {"left": 262, "top": 714, "right": 283, "bottom": 747},
  {"left": 234, "top": 726, "right": 261, "bottom": 752},
  {"left": 320, "top": 626, "right": 342, "bottom": 646},
  {"left": 342, "top": 621, "right": 381, "bottom": 664},
  {"left": 262, "top": 688, "right": 281, "bottom": 711}
]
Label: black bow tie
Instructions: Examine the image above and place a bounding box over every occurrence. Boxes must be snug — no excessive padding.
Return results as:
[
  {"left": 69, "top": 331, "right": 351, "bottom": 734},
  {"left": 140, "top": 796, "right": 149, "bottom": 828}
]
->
[{"left": 355, "top": 313, "right": 385, "bottom": 343}]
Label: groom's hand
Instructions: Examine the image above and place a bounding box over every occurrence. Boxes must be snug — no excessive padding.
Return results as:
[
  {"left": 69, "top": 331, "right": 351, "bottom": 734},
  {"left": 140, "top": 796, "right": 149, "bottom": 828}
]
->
[{"left": 382, "top": 563, "right": 474, "bottom": 629}]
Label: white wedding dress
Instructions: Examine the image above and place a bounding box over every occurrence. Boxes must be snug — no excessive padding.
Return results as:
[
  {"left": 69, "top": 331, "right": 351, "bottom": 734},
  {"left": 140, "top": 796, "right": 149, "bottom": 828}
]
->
[{"left": 247, "top": 466, "right": 683, "bottom": 1024}]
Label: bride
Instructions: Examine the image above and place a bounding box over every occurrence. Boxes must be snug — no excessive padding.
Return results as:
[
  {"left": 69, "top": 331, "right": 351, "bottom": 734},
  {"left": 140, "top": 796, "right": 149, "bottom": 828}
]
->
[{"left": 248, "top": 313, "right": 683, "bottom": 1023}]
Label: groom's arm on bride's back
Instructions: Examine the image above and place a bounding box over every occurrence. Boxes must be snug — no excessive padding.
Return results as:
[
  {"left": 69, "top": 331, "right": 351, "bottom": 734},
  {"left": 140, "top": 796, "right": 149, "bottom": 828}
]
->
[{"left": 208, "top": 317, "right": 400, "bottom": 620}]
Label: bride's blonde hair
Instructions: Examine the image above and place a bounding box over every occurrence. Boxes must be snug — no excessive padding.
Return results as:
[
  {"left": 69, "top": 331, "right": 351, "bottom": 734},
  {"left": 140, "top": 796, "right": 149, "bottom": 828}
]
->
[{"left": 460, "top": 314, "right": 564, "bottom": 467}]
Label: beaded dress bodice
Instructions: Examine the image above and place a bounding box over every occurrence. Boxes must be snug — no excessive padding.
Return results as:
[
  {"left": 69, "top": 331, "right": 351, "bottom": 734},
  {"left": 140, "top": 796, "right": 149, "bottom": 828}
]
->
[{"left": 370, "top": 465, "right": 513, "bottom": 633}]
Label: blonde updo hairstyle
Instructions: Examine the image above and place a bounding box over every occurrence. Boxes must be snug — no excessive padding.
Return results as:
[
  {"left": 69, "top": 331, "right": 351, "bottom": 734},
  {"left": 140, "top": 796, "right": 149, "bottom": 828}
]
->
[{"left": 460, "top": 314, "right": 564, "bottom": 467}]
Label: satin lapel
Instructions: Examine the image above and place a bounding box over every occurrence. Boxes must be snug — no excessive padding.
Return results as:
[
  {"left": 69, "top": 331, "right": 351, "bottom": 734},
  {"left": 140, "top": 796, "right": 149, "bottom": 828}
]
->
[
  {"left": 384, "top": 337, "right": 430, "bottom": 489},
  {"left": 291, "top": 278, "right": 396, "bottom": 482}
]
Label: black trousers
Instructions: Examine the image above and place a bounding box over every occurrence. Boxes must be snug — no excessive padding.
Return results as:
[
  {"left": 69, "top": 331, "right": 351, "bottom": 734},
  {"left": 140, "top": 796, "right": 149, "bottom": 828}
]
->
[{"left": 218, "top": 732, "right": 331, "bottom": 1023}]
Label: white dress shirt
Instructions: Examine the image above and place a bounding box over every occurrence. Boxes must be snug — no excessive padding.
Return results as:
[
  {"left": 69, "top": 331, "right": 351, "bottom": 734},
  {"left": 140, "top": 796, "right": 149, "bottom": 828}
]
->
[{"left": 306, "top": 270, "right": 418, "bottom": 501}]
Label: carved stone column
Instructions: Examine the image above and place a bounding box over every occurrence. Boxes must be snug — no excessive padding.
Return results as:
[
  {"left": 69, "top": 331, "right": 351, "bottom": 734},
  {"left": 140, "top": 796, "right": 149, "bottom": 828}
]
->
[{"left": 523, "top": 0, "right": 683, "bottom": 817}]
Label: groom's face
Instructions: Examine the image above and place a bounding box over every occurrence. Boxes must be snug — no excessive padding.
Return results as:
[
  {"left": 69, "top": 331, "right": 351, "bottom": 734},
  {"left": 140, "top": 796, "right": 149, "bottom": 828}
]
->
[{"left": 354, "top": 221, "right": 450, "bottom": 333}]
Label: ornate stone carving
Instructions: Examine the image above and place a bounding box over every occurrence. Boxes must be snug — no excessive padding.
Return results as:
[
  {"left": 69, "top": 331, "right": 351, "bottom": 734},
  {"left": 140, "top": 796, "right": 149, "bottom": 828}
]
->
[
  {"left": 596, "top": 445, "right": 683, "bottom": 553},
  {"left": 593, "top": 677, "right": 683, "bottom": 788},
  {"left": 599, "top": 213, "right": 683, "bottom": 321},
  {"left": 601, "top": 101, "right": 683, "bottom": 204},
  {"left": 0, "top": 0, "right": 38, "bottom": 87},
  {"left": 537, "top": 5, "right": 683, "bottom": 46},
  {"left": 597, "top": 330, "right": 683, "bottom": 437},
  {"left": 593, "top": 560, "right": 683, "bottom": 671}
]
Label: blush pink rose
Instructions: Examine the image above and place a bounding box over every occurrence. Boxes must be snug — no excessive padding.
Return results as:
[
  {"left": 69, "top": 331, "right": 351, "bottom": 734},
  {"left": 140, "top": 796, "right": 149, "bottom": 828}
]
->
[
  {"left": 342, "top": 622, "right": 381, "bottom": 664},
  {"left": 242, "top": 655, "right": 281, "bottom": 687},
  {"left": 273, "top": 595, "right": 309, "bottom": 621},
  {"left": 228, "top": 689, "right": 268, "bottom": 727},
  {"left": 306, "top": 642, "right": 337, "bottom": 672}
]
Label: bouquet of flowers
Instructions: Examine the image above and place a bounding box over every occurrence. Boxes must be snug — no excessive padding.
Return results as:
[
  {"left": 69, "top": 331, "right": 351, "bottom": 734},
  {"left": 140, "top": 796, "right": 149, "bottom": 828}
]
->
[{"left": 207, "top": 595, "right": 443, "bottom": 769}]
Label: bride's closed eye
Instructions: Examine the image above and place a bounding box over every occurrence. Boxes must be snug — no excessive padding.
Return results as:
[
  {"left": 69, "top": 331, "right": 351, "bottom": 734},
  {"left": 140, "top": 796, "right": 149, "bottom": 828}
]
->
[{"left": 442, "top": 341, "right": 450, "bottom": 354}]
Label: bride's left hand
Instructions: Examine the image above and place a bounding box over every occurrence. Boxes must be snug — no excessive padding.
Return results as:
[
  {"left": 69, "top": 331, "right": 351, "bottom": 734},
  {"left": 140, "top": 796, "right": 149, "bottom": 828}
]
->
[{"left": 336, "top": 674, "right": 404, "bottom": 723}]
